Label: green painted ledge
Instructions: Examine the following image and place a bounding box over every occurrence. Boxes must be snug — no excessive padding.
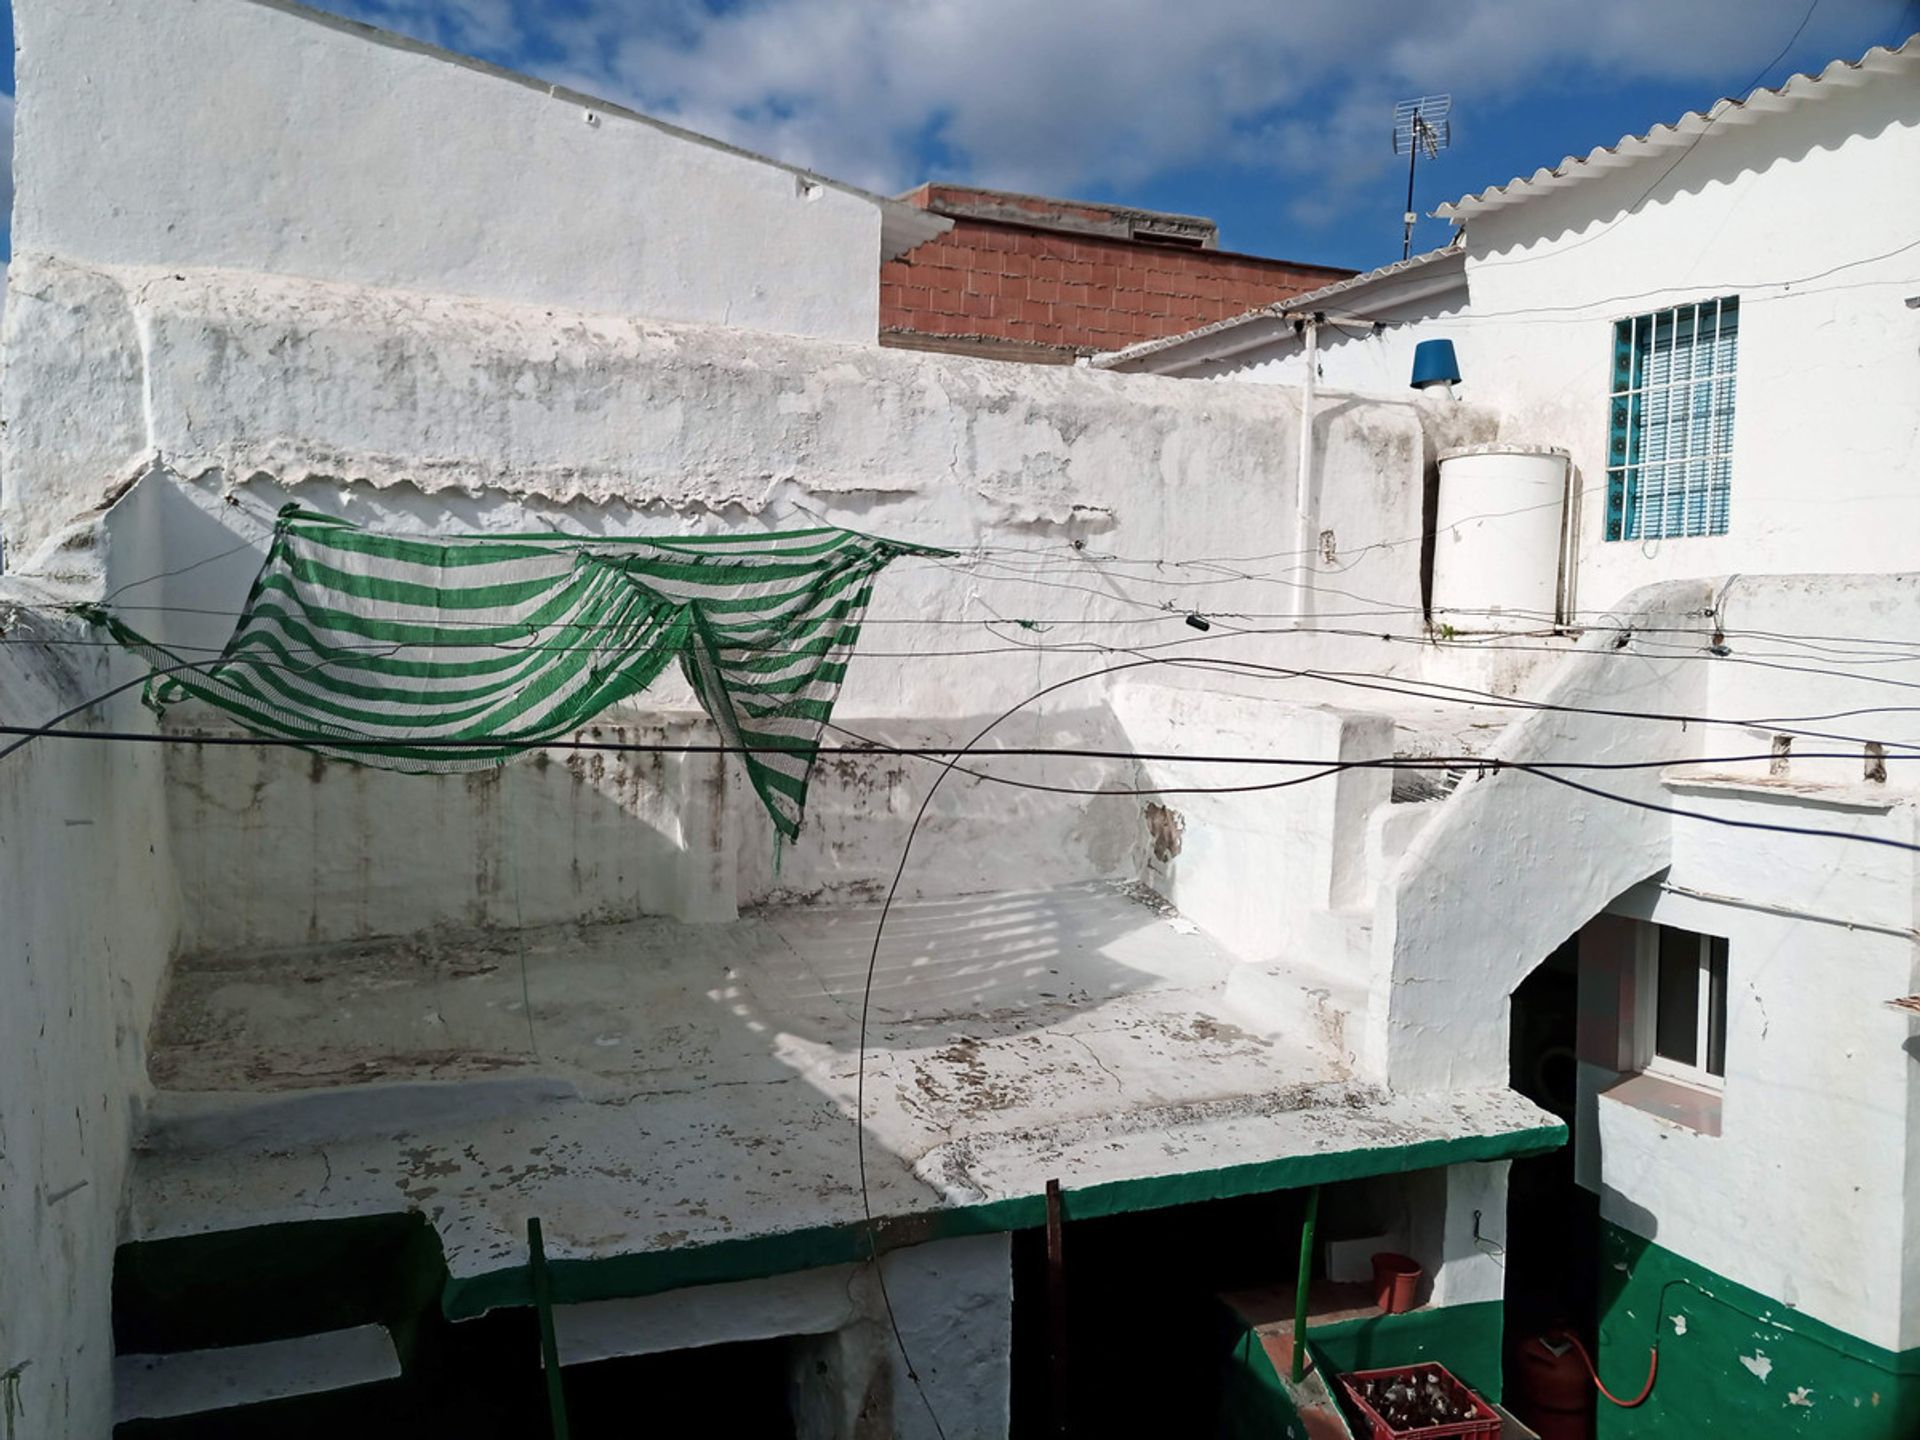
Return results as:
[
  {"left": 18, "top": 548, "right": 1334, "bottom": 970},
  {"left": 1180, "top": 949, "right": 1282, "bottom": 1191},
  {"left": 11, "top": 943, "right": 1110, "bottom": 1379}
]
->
[{"left": 442, "top": 1120, "right": 1565, "bottom": 1320}]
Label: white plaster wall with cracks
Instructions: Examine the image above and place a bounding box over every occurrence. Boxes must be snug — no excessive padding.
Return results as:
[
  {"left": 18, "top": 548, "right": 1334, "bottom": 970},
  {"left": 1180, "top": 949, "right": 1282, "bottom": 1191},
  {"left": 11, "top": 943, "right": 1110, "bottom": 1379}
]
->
[
  {"left": 0, "top": 597, "right": 181, "bottom": 1440},
  {"left": 4, "top": 253, "right": 1485, "bottom": 625}
]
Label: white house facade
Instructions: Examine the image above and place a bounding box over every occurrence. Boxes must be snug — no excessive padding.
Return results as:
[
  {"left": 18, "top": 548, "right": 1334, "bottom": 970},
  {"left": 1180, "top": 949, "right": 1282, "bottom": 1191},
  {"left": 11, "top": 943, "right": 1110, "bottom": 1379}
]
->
[{"left": 1101, "top": 35, "right": 1920, "bottom": 1439}]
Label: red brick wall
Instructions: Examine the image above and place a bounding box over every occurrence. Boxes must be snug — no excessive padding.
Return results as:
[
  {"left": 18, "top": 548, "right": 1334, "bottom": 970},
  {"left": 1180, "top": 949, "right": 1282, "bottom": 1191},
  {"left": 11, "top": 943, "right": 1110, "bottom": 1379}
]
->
[{"left": 880, "top": 218, "right": 1351, "bottom": 356}]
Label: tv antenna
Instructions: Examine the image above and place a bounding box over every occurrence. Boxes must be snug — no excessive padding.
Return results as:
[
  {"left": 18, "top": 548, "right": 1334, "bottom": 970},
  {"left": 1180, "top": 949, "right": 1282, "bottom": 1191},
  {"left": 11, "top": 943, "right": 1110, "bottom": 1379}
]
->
[{"left": 1392, "top": 94, "right": 1451, "bottom": 260}]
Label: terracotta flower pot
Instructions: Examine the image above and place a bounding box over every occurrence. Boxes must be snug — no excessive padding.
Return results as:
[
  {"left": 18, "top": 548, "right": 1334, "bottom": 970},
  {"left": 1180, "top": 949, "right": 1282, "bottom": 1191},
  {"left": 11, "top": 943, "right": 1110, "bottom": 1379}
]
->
[{"left": 1370, "top": 1252, "right": 1423, "bottom": 1314}]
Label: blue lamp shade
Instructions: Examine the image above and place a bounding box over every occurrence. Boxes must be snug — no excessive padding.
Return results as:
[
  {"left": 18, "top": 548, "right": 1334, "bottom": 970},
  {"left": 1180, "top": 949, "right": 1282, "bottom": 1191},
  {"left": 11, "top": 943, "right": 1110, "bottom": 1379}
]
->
[{"left": 1410, "top": 338, "right": 1462, "bottom": 389}]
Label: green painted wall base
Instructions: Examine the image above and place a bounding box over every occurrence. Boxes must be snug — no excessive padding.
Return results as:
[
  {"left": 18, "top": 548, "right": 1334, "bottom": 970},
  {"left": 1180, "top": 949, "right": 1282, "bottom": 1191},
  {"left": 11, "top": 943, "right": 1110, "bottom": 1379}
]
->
[
  {"left": 1218, "top": 1327, "right": 1315, "bottom": 1440},
  {"left": 1214, "top": 1300, "right": 1507, "bottom": 1439},
  {"left": 1596, "top": 1223, "right": 1920, "bottom": 1437},
  {"left": 1313, "top": 1299, "right": 1505, "bottom": 1402}
]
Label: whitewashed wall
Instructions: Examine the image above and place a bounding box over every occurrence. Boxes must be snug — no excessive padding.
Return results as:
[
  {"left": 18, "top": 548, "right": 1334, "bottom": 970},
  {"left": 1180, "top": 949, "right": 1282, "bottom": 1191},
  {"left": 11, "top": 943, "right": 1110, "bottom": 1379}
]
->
[
  {"left": 0, "top": 600, "right": 180, "bottom": 1440},
  {"left": 19, "top": 255, "right": 1486, "bottom": 955},
  {"left": 1384, "top": 570, "right": 1920, "bottom": 1354},
  {"left": 1371, "top": 578, "right": 1714, "bottom": 1092},
  {"left": 6, "top": 0, "right": 880, "bottom": 457},
  {"left": 1586, "top": 875, "right": 1916, "bottom": 1356},
  {"left": 1456, "top": 56, "right": 1920, "bottom": 612}
]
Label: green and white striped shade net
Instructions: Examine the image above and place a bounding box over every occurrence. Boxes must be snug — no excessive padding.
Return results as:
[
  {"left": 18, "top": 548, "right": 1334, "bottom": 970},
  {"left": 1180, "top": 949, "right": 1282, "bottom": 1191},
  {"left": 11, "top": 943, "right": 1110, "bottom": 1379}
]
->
[{"left": 97, "top": 505, "right": 946, "bottom": 839}]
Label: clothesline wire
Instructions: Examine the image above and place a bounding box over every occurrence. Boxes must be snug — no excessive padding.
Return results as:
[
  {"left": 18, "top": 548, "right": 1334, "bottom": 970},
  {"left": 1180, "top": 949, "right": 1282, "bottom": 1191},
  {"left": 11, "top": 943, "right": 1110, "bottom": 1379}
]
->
[
  {"left": 32, "top": 608, "right": 1920, "bottom": 665},
  {"left": 22, "top": 626, "right": 1920, "bottom": 693},
  {"left": 0, "top": 722, "right": 1896, "bottom": 775},
  {"left": 51, "top": 493, "right": 1920, "bottom": 660},
  {"left": 42, "top": 588, "right": 1920, "bottom": 681},
  {"left": 10, "top": 630, "right": 1920, "bottom": 757},
  {"left": 64, "top": 574, "right": 1920, "bottom": 657}
]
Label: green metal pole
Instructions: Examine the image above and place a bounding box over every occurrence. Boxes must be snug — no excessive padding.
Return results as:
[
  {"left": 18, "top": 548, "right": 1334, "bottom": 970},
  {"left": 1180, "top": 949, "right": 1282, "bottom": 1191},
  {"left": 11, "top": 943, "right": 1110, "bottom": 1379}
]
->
[
  {"left": 1291, "top": 1186, "right": 1320, "bottom": 1383},
  {"left": 528, "top": 1217, "right": 571, "bottom": 1440}
]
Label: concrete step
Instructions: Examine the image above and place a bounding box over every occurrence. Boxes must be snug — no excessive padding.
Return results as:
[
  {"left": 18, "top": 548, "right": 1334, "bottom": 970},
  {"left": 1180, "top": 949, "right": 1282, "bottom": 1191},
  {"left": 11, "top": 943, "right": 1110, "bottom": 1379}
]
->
[
  {"left": 1364, "top": 795, "right": 1444, "bottom": 896},
  {"left": 1223, "top": 949, "right": 1370, "bottom": 1063},
  {"left": 116, "top": 1326, "right": 401, "bottom": 1431},
  {"left": 111, "top": 1212, "right": 544, "bottom": 1436}
]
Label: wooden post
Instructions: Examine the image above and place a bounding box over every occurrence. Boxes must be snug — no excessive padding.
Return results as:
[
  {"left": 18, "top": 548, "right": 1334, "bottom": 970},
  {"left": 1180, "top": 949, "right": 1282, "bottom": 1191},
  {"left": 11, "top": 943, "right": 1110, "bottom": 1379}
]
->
[
  {"left": 1046, "top": 1178, "right": 1070, "bottom": 1438},
  {"left": 1292, "top": 1186, "right": 1320, "bottom": 1383}
]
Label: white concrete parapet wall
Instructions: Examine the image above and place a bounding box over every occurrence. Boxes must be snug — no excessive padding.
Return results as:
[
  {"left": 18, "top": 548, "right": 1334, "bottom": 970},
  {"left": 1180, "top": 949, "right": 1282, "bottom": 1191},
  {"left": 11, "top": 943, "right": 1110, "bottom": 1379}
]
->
[
  {"left": 4, "top": 252, "right": 1487, "bottom": 608},
  {"left": 0, "top": 252, "right": 1504, "bottom": 958},
  {"left": 0, "top": 595, "right": 182, "bottom": 1440},
  {"left": 10, "top": 0, "right": 883, "bottom": 357}
]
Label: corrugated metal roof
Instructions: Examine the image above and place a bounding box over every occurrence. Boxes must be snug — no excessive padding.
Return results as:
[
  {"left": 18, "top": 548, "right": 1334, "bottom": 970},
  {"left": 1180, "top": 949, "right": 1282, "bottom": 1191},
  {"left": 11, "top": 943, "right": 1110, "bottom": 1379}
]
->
[
  {"left": 1437, "top": 34, "right": 1919, "bottom": 221},
  {"left": 1090, "top": 242, "right": 1464, "bottom": 371}
]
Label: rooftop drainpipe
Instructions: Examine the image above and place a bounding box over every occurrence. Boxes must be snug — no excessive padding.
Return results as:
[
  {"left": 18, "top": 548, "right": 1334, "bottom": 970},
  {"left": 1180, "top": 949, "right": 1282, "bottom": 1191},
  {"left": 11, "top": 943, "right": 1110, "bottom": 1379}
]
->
[{"left": 1291, "top": 315, "right": 1320, "bottom": 625}]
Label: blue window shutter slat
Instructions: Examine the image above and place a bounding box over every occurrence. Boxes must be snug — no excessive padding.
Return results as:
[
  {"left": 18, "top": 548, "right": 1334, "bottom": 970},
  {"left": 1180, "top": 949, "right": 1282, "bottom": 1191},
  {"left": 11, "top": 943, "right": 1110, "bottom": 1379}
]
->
[{"left": 1603, "top": 295, "right": 1738, "bottom": 542}]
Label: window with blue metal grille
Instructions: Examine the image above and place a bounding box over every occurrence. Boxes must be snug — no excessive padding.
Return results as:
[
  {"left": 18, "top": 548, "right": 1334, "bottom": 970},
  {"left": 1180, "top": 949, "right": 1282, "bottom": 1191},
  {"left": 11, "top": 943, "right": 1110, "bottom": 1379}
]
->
[{"left": 1606, "top": 297, "right": 1739, "bottom": 541}]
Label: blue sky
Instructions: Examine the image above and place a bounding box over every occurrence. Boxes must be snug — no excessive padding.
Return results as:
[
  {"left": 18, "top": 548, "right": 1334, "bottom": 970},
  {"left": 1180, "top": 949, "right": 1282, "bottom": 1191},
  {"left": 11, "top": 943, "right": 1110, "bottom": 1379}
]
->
[{"left": 0, "top": 1, "right": 1914, "bottom": 269}]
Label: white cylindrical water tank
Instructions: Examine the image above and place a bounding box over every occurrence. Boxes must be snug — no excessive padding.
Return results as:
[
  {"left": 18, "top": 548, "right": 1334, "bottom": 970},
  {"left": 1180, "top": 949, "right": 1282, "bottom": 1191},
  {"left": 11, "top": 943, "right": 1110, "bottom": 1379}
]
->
[{"left": 1432, "top": 443, "right": 1570, "bottom": 630}]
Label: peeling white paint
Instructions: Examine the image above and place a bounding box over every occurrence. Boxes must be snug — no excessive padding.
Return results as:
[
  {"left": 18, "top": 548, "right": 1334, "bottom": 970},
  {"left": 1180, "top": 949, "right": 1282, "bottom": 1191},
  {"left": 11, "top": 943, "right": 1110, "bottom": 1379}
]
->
[
  {"left": 1671, "top": 1315, "right": 1688, "bottom": 1336},
  {"left": 1740, "top": 1351, "right": 1773, "bottom": 1382},
  {"left": 0, "top": 601, "right": 181, "bottom": 1440}
]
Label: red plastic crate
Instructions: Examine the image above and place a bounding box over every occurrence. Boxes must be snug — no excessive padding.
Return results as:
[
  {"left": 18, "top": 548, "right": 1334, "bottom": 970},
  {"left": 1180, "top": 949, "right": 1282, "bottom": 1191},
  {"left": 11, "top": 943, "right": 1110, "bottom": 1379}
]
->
[{"left": 1337, "top": 1362, "right": 1501, "bottom": 1440}]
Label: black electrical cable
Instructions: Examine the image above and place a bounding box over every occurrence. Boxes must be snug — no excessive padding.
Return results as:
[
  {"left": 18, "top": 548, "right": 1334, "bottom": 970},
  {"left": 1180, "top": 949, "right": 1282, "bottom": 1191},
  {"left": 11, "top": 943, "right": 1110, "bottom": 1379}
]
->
[
  {"left": 5, "top": 719, "right": 1889, "bottom": 780},
  {"left": 842, "top": 645, "right": 1920, "bottom": 1434},
  {"left": 1516, "top": 762, "right": 1919, "bottom": 853},
  {"left": 14, "top": 628, "right": 1920, "bottom": 761}
]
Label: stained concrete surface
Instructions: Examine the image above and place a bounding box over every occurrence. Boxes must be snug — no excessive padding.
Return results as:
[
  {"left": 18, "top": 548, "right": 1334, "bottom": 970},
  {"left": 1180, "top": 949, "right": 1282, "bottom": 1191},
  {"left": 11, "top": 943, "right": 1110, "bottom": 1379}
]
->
[{"left": 132, "top": 882, "right": 1553, "bottom": 1291}]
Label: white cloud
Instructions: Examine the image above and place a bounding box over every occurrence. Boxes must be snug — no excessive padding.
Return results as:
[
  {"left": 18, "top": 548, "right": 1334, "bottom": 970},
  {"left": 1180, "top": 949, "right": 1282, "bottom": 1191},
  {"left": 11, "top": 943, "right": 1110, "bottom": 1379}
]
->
[{"left": 332, "top": 1, "right": 1898, "bottom": 214}]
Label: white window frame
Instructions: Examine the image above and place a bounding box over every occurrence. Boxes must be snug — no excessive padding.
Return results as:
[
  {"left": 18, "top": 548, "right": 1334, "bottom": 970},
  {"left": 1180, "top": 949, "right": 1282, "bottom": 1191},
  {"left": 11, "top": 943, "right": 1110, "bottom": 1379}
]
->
[{"left": 1632, "top": 923, "right": 1728, "bottom": 1093}]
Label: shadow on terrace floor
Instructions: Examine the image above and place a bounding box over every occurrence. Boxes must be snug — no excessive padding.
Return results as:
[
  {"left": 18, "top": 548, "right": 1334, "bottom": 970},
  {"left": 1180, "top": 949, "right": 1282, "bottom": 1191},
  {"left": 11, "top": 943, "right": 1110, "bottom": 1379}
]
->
[{"left": 134, "top": 718, "right": 1340, "bottom": 1291}]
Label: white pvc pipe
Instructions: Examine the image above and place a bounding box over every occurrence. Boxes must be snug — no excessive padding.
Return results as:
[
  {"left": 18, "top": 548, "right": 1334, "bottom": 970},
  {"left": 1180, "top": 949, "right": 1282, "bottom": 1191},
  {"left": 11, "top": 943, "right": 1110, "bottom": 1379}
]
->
[{"left": 1292, "top": 317, "right": 1319, "bottom": 624}]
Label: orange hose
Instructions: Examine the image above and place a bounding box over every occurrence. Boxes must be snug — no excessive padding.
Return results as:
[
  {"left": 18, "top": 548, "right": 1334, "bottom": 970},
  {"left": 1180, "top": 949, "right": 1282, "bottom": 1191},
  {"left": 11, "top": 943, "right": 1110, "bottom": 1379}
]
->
[{"left": 1545, "top": 1330, "right": 1658, "bottom": 1408}]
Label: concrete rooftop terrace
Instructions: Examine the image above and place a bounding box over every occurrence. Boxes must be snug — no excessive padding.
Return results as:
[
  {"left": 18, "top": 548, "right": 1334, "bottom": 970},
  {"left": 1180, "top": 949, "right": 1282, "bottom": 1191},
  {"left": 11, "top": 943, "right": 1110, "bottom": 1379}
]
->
[{"left": 132, "top": 882, "right": 1559, "bottom": 1317}]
